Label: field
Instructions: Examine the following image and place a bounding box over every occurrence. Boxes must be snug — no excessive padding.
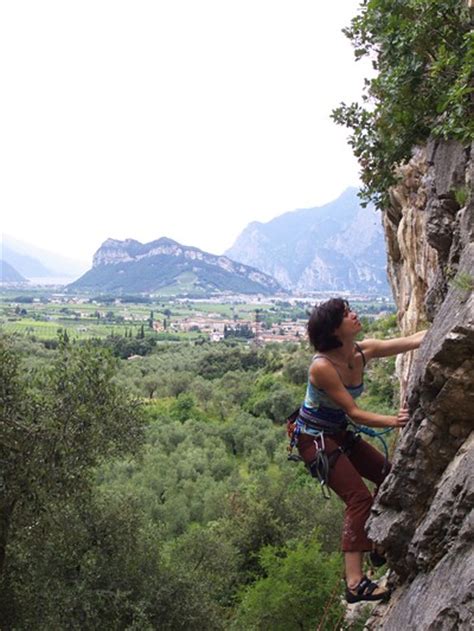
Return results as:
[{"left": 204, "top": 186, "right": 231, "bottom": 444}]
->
[
  {"left": 0, "top": 288, "right": 395, "bottom": 343},
  {"left": 2, "top": 318, "right": 132, "bottom": 340}
]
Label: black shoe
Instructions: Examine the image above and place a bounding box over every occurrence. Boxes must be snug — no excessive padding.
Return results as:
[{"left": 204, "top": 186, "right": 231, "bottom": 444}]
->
[{"left": 345, "top": 575, "right": 391, "bottom": 604}]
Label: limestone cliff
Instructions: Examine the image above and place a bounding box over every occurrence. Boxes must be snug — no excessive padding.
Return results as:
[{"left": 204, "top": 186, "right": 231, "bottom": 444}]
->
[{"left": 366, "top": 139, "right": 473, "bottom": 629}]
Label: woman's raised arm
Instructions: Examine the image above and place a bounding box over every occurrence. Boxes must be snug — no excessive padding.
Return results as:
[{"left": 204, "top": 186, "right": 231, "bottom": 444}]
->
[
  {"left": 311, "top": 358, "right": 408, "bottom": 429},
  {"left": 360, "top": 330, "right": 427, "bottom": 360}
]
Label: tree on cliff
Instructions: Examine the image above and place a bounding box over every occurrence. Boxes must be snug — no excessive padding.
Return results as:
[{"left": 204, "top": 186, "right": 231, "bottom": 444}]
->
[{"left": 332, "top": 0, "right": 473, "bottom": 208}]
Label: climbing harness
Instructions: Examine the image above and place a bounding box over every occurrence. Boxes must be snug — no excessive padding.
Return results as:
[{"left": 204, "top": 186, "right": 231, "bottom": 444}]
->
[
  {"left": 286, "top": 408, "right": 394, "bottom": 496},
  {"left": 287, "top": 409, "right": 331, "bottom": 497}
]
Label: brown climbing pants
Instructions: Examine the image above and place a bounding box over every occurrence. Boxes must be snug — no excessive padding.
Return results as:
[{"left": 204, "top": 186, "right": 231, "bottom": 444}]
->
[{"left": 297, "top": 430, "right": 391, "bottom": 552}]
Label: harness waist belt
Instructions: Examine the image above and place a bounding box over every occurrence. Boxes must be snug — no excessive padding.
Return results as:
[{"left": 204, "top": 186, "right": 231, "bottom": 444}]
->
[{"left": 298, "top": 404, "right": 348, "bottom": 434}]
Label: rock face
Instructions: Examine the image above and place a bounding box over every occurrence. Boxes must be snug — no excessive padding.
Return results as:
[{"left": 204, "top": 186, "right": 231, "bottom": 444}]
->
[
  {"left": 367, "top": 139, "right": 473, "bottom": 630},
  {"left": 225, "top": 188, "right": 390, "bottom": 294}
]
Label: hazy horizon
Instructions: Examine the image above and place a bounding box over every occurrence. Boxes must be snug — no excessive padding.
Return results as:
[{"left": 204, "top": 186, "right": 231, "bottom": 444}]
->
[
  {"left": 3, "top": 185, "right": 361, "bottom": 268},
  {"left": 2, "top": 1, "right": 370, "bottom": 262}
]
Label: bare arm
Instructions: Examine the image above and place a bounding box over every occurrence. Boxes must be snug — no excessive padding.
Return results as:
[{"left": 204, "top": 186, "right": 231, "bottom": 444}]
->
[
  {"left": 359, "top": 330, "right": 427, "bottom": 361},
  {"left": 311, "top": 360, "right": 408, "bottom": 429}
]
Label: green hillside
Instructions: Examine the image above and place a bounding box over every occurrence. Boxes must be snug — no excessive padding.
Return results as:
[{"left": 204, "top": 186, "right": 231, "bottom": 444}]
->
[{"left": 69, "top": 238, "right": 282, "bottom": 295}]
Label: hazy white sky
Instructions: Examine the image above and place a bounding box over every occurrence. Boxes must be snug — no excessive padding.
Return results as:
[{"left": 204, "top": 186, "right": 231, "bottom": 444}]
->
[{"left": 1, "top": 0, "right": 369, "bottom": 264}]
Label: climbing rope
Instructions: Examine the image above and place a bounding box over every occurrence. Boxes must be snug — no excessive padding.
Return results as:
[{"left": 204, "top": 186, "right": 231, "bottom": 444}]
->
[{"left": 349, "top": 423, "right": 394, "bottom": 475}]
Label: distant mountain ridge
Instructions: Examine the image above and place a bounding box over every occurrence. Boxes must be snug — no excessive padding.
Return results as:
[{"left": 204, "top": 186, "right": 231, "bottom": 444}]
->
[
  {"left": 225, "top": 188, "right": 389, "bottom": 293},
  {"left": 1, "top": 244, "right": 53, "bottom": 278},
  {"left": 2, "top": 235, "right": 88, "bottom": 279},
  {"left": 68, "top": 237, "right": 282, "bottom": 295},
  {"left": 1, "top": 260, "right": 27, "bottom": 283}
]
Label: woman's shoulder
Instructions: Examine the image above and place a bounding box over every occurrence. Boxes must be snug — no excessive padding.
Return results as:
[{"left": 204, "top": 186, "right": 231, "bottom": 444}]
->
[
  {"left": 356, "top": 338, "right": 386, "bottom": 362},
  {"left": 356, "top": 338, "right": 378, "bottom": 355},
  {"left": 309, "top": 355, "right": 339, "bottom": 378},
  {"left": 310, "top": 354, "right": 333, "bottom": 367}
]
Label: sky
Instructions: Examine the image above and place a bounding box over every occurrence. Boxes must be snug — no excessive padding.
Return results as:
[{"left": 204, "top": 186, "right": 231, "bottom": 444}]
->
[{"left": 1, "top": 0, "right": 370, "bottom": 265}]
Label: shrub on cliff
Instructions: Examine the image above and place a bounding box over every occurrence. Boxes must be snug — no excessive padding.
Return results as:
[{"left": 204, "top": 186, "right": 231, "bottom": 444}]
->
[{"left": 332, "top": 0, "right": 473, "bottom": 208}]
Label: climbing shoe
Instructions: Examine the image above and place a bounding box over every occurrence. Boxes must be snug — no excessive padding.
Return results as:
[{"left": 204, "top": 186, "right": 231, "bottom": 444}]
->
[
  {"left": 369, "top": 549, "right": 387, "bottom": 567},
  {"left": 345, "top": 576, "right": 391, "bottom": 604}
]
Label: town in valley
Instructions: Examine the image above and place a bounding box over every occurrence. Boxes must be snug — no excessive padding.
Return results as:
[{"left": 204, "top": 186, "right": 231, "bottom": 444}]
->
[{"left": 1, "top": 286, "right": 395, "bottom": 347}]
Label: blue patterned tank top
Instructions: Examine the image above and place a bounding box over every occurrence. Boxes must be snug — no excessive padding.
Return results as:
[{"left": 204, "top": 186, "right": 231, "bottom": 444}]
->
[
  {"left": 304, "top": 378, "right": 364, "bottom": 409},
  {"left": 298, "top": 345, "right": 366, "bottom": 434}
]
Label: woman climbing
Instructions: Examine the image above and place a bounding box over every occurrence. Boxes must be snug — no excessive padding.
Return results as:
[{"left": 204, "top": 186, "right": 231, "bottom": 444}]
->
[{"left": 294, "top": 298, "right": 426, "bottom": 603}]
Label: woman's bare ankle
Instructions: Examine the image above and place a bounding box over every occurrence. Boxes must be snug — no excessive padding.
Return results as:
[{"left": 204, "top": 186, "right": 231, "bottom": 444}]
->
[{"left": 346, "top": 575, "right": 363, "bottom": 591}]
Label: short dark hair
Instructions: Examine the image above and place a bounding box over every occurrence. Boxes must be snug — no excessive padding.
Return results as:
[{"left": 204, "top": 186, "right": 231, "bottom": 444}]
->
[{"left": 307, "top": 298, "right": 349, "bottom": 351}]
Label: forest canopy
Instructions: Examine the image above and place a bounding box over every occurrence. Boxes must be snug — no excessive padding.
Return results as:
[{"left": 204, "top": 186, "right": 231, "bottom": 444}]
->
[{"left": 0, "top": 317, "right": 398, "bottom": 629}]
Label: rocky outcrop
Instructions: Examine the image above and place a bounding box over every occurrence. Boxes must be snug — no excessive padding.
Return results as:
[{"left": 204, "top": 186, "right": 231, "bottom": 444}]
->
[
  {"left": 367, "top": 139, "right": 473, "bottom": 630},
  {"left": 69, "top": 237, "right": 283, "bottom": 295}
]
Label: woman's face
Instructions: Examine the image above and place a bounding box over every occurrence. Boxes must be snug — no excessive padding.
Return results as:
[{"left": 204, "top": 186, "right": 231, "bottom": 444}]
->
[{"left": 335, "top": 305, "right": 362, "bottom": 338}]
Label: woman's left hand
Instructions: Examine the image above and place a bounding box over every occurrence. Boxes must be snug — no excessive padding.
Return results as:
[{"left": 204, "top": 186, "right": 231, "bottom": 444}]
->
[{"left": 394, "top": 407, "right": 409, "bottom": 427}]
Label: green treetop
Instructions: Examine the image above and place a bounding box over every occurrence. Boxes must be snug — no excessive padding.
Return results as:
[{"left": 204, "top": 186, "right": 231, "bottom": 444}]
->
[{"left": 332, "top": 0, "right": 473, "bottom": 209}]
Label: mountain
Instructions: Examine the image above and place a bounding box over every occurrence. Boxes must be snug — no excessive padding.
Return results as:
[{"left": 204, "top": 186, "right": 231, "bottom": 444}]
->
[
  {"left": 1, "top": 260, "right": 27, "bottom": 283},
  {"left": 225, "top": 188, "right": 389, "bottom": 293},
  {"left": 1, "top": 244, "right": 54, "bottom": 278},
  {"left": 2, "top": 235, "right": 88, "bottom": 279},
  {"left": 67, "top": 237, "right": 282, "bottom": 295}
]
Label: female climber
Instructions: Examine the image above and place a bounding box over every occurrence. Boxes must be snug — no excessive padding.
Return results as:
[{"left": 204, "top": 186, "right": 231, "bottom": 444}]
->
[{"left": 294, "top": 298, "right": 426, "bottom": 603}]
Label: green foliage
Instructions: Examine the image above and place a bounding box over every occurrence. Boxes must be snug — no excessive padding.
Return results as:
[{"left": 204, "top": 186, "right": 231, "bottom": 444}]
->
[
  {"left": 454, "top": 185, "right": 468, "bottom": 207},
  {"left": 6, "top": 493, "right": 226, "bottom": 630},
  {"left": 233, "top": 536, "right": 343, "bottom": 630},
  {"left": 244, "top": 373, "right": 302, "bottom": 421},
  {"left": 1, "top": 314, "right": 400, "bottom": 628},
  {"left": 221, "top": 469, "right": 343, "bottom": 580},
  {"left": 367, "top": 313, "right": 398, "bottom": 336},
  {"left": 99, "top": 332, "right": 158, "bottom": 358},
  {"left": 0, "top": 335, "right": 144, "bottom": 512},
  {"left": 166, "top": 524, "right": 240, "bottom": 608},
  {"left": 450, "top": 271, "right": 474, "bottom": 293},
  {"left": 196, "top": 345, "right": 265, "bottom": 379},
  {"left": 332, "top": 0, "right": 473, "bottom": 208},
  {"left": 362, "top": 356, "right": 397, "bottom": 412},
  {"left": 169, "top": 392, "right": 207, "bottom": 422},
  {"left": 0, "top": 334, "right": 145, "bottom": 625},
  {"left": 283, "top": 349, "right": 311, "bottom": 385}
]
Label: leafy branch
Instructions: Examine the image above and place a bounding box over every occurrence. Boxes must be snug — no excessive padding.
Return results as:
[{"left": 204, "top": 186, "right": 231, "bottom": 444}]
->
[{"left": 332, "top": 0, "right": 473, "bottom": 210}]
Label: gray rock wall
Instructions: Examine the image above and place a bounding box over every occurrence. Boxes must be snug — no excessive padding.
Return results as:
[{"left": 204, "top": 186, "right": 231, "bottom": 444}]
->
[{"left": 366, "top": 140, "right": 474, "bottom": 630}]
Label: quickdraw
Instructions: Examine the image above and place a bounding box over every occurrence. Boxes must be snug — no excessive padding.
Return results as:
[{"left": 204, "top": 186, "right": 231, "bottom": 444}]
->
[
  {"left": 286, "top": 409, "right": 334, "bottom": 499},
  {"left": 307, "top": 432, "right": 331, "bottom": 500}
]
